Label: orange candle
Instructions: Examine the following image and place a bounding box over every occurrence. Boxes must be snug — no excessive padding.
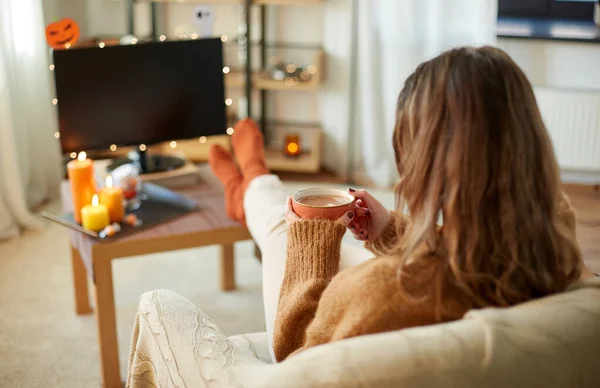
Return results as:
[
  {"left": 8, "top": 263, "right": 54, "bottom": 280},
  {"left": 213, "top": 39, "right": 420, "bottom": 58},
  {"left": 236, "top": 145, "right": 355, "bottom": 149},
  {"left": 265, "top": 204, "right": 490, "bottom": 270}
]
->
[
  {"left": 67, "top": 152, "right": 97, "bottom": 224},
  {"left": 99, "top": 176, "right": 125, "bottom": 223}
]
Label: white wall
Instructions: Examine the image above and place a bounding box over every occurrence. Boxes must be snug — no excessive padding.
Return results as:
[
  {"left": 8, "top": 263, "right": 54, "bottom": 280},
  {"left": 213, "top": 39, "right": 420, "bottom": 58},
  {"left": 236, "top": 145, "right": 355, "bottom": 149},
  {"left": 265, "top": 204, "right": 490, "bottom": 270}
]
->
[{"left": 498, "top": 38, "right": 600, "bottom": 183}]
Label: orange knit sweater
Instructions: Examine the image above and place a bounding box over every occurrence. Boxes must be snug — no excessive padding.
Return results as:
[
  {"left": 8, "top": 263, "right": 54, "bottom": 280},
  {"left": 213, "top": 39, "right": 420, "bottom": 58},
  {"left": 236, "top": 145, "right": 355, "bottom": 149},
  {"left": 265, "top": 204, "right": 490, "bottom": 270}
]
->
[{"left": 273, "top": 196, "right": 581, "bottom": 362}]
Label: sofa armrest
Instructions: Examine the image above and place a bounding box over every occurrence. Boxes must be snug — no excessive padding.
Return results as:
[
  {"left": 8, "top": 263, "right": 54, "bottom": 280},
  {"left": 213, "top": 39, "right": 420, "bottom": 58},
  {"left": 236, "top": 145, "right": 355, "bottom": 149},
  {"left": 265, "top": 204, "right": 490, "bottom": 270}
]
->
[{"left": 127, "top": 290, "right": 267, "bottom": 388}]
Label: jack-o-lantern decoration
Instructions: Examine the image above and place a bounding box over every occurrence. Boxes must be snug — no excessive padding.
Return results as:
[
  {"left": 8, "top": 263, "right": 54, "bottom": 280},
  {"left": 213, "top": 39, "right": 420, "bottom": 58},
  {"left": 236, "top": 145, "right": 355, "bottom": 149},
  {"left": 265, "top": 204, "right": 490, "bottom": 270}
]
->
[{"left": 45, "top": 18, "right": 80, "bottom": 50}]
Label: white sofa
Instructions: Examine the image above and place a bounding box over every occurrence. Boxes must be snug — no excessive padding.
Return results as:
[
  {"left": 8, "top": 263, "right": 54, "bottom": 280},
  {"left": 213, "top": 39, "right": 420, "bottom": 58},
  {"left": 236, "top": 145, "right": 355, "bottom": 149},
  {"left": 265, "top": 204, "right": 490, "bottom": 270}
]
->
[{"left": 126, "top": 278, "right": 600, "bottom": 388}]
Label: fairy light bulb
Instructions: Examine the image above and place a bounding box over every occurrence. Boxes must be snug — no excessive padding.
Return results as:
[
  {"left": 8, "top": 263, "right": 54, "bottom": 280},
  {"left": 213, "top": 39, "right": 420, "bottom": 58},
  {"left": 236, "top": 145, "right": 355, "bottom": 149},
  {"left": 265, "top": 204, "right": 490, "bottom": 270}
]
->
[
  {"left": 221, "top": 35, "right": 228, "bottom": 42},
  {"left": 170, "top": 141, "right": 177, "bottom": 149},
  {"left": 223, "top": 67, "right": 231, "bottom": 74},
  {"left": 99, "top": 42, "right": 106, "bottom": 48},
  {"left": 159, "top": 35, "right": 167, "bottom": 42},
  {"left": 65, "top": 43, "right": 71, "bottom": 49},
  {"left": 52, "top": 98, "right": 58, "bottom": 105},
  {"left": 110, "top": 144, "right": 117, "bottom": 152},
  {"left": 70, "top": 152, "right": 77, "bottom": 159},
  {"left": 226, "top": 127, "right": 234, "bottom": 135},
  {"left": 191, "top": 33, "right": 198, "bottom": 40},
  {"left": 49, "top": 64, "right": 55, "bottom": 71},
  {"left": 78, "top": 152, "right": 87, "bottom": 162},
  {"left": 54, "top": 132, "right": 60, "bottom": 139},
  {"left": 199, "top": 136, "right": 207, "bottom": 143},
  {"left": 139, "top": 144, "right": 147, "bottom": 151},
  {"left": 225, "top": 98, "right": 233, "bottom": 106},
  {"left": 131, "top": 38, "right": 138, "bottom": 44}
]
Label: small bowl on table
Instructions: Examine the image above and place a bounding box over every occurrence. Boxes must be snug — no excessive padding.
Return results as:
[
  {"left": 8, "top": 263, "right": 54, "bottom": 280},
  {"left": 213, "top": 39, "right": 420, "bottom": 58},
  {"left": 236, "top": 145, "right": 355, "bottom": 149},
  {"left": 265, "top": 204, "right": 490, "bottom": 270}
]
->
[{"left": 291, "top": 188, "right": 356, "bottom": 220}]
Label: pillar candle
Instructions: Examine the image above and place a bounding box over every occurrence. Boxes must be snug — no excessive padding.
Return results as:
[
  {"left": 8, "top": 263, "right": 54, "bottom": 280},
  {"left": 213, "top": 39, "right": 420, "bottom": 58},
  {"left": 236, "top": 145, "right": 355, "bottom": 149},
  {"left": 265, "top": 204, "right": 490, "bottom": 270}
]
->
[
  {"left": 99, "top": 176, "right": 125, "bottom": 223},
  {"left": 67, "top": 152, "right": 97, "bottom": 223},
  {"left": 81, "top": 194, "right": 110, "bottom": 232}
]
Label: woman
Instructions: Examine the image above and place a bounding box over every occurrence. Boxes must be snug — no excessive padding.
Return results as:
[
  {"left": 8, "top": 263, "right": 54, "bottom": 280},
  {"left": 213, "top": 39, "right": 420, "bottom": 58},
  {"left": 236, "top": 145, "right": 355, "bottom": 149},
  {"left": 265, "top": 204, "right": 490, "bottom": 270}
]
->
[{"left": 208, "top": 46, "right": 597, "bottom": 363}]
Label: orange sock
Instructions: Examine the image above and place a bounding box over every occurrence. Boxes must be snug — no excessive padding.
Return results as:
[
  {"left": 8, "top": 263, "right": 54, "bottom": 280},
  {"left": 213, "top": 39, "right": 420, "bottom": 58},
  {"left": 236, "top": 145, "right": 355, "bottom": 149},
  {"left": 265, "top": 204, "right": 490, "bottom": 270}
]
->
[
  {"left": 208, "top": 145, "right": 246, "bottom": 224},
  {"left": 231, "top": 118, "right": 269, "bottom": 183}
]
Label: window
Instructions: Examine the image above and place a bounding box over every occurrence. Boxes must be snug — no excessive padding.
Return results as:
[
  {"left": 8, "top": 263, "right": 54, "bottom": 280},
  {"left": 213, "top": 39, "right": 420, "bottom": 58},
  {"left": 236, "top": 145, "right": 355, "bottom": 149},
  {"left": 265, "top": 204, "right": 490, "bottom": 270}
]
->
[{"left": 498, "top": 0, "right": 596, "bottom": 20}]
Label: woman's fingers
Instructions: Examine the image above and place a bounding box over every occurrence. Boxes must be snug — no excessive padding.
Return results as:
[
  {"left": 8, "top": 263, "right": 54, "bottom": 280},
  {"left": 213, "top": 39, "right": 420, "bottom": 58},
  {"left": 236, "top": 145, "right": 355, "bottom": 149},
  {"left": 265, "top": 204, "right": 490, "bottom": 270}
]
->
[
  {"left": 337, "top": 211, "right": 355, "bottom": 227},
  {"left": 354, "top": 205, "right": 370, "bottom": 217},
  {"left": 348, "top": 188, "right": 378, "bottom": 206},
  {"left": 285, "top": 196, "right": 301, "bottom": 224}
]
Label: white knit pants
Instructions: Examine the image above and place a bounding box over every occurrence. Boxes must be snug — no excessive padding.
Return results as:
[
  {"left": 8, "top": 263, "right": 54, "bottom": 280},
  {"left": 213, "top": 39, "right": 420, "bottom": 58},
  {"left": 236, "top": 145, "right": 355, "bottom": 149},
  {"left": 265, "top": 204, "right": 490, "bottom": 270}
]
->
[{"left": 244, "top": 175, "right": 373, "bottom": 361}]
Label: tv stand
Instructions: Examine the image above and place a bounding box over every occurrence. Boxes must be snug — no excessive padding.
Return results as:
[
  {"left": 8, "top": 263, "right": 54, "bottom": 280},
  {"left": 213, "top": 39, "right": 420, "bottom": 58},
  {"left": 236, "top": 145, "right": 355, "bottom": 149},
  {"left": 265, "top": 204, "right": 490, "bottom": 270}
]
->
[{"left": 106, "top": 148, "right": 186, "bottom": 174}]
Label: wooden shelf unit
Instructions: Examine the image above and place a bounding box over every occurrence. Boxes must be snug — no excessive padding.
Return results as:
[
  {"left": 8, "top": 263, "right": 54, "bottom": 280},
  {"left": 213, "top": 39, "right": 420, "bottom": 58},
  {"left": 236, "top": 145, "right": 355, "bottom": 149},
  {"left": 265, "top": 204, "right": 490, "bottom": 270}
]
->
[{"left": 126, "top": 0, "right": 327, "bottom": 174}]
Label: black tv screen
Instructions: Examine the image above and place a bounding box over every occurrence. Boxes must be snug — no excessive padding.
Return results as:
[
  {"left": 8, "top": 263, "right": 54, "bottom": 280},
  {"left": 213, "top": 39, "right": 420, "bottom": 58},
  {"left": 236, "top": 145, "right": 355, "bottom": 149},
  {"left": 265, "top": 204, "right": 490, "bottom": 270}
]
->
[{"left": 53, "top": 38, "right": 227, "bottom": 153}]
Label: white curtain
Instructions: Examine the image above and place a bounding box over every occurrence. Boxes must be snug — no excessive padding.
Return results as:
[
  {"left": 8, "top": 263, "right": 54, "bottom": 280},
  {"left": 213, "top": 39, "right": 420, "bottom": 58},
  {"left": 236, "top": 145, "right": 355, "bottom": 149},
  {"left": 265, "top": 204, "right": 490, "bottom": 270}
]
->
[
  {"left": 0, "top": 0, "right": 62, "bottom": 240},
  {"left": 352, "top": 0, "right": 498, "bottom": 187}
]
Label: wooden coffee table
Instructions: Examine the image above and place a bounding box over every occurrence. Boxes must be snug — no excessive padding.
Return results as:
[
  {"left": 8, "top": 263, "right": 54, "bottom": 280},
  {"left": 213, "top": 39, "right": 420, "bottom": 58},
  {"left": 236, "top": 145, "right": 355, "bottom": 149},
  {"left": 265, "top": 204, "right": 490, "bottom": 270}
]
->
[{"left": 63, "top": 169, "right": 252, "bottom": 388}]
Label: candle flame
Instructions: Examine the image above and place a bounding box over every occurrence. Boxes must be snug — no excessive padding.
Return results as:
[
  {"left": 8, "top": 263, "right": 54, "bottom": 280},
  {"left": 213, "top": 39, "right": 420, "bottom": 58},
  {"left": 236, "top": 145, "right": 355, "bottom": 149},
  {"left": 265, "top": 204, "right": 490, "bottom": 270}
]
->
[
  {"left": 78, "top": 151, "right": 87, "bottom": 162},
  {"left": 106, "top": 176, "right": 113, "bottom": 188},
  {"left": 92, "top": 194, "right": 99, "bottom": 206}
]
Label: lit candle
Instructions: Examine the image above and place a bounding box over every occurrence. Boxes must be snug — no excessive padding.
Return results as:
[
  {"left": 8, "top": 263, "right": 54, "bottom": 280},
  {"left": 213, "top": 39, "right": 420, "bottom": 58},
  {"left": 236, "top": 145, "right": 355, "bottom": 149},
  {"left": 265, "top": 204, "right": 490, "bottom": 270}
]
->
[
  {"left": 284, "top": 134, "right": 301, "bottom": 157},
  {"left": 99, "top": 176, "right": 125, "bottom": 223},
  {"left": 81, "top": 194, "right": 110, "bottom": 232},
  {"left": 67, "top": 152, "right": 97, "bottom": 223}
]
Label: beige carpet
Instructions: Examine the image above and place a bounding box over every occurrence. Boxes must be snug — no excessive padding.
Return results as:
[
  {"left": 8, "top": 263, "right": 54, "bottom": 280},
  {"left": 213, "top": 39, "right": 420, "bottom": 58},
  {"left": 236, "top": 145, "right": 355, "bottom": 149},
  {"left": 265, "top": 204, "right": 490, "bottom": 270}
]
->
[{"left": 0, "top": 203, "right": 265, "bottom": 387}]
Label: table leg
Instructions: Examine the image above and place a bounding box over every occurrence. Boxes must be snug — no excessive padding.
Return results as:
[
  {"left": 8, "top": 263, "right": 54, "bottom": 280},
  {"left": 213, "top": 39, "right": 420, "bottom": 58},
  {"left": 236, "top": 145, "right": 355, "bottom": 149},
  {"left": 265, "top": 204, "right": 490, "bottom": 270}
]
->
[
  {"left": 93, "top": 257, "right": 121, "bottom": 388},
  {"left": 219, "top": 244, "right": 236, "bottom": 291},
  {"left": 71, "top": 246, "right": 92, "bottom": 315}
]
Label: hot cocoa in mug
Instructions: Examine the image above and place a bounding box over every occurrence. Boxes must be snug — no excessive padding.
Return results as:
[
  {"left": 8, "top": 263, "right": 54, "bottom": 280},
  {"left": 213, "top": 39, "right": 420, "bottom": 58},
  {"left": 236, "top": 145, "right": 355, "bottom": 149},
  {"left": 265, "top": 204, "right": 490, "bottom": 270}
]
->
[{"left": 292, "top": 188, "right": 355, "bottom": 220}]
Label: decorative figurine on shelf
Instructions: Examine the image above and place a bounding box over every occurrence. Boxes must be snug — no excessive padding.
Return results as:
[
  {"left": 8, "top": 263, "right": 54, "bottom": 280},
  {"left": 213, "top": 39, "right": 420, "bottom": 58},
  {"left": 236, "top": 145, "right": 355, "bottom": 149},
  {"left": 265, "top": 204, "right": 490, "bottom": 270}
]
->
[
  {"left": 45, "top": 18, "right": 80, "bottom": 50},
  {"left": 267, "top": 56, "right": 318, "bottom": 85},
  {"left": 284, "top": 134, "right": 302, "bottom": 157}
]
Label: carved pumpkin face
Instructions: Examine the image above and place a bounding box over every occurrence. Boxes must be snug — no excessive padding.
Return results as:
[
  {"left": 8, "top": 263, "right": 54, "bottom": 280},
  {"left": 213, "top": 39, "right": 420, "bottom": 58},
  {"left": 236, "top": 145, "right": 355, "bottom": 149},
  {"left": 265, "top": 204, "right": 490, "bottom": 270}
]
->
[{"left": 46, "top": 18, "right": 80, "bottom": 50}]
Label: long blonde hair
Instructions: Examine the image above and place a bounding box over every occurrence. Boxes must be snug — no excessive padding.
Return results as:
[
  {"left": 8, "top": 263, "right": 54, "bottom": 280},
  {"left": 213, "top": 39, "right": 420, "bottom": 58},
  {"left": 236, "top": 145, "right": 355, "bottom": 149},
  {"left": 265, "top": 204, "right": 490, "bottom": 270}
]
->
[{"left": 391, "top": 46, "right": 581, "bottom": 315}]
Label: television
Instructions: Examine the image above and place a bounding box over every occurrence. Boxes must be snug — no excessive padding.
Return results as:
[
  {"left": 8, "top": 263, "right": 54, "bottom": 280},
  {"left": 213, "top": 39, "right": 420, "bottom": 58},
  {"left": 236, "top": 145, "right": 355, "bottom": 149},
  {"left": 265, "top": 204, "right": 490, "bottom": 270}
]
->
[{"left": 53, "top": 38, "right": 227, "bottom": 173}]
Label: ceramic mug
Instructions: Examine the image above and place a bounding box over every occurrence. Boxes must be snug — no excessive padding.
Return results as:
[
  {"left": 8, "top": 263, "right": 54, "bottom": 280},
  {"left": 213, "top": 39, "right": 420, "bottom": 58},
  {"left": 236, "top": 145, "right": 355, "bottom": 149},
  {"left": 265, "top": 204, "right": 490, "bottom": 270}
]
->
[{"left": 291, "top": 188, "right": 355, "bottom": 220}]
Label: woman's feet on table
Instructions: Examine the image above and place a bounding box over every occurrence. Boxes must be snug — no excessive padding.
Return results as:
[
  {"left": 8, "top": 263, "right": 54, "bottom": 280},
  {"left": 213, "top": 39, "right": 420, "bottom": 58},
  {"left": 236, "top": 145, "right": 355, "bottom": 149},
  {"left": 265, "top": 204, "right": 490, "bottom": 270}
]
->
[
  {"left": 208, "top": 146, "right": 246, "bottom": 224},
  {"left": 208, "top": 118, "right": 270, "bottom": 225},
  {"left": 231, "top": 118, "right": 269, "bottom": 182}
]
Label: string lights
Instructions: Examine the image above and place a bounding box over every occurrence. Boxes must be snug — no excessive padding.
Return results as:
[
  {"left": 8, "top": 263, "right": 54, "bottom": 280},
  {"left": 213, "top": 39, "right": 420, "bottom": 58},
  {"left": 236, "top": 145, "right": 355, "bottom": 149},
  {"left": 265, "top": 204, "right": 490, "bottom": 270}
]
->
[
  {"left": 170, "top": 141, "right": 177, "bottom": 149},
  {"left": 49, "top": 64, "right": 55, "bottom": 71},
  {"left": 54, "top": 132, "right": 60, "bottom": 139},
  {"left": 225, "top": 98, "right": 233, "bottom": 106},
  {"left": 221, "top": 35, "right": 228, "bottom": 42},
  {"left": 110, "top": 144, "right": 117, "bottom": 152},
  {"left": 139, "top": 144, "right": 147, "bottom": 151},
  {"left": 52, "top": 98, "right": 58, "bottom": 105},
  {"left": 223, "top": 66, "right": 231, "bottom": 74},
  {"left": 99, "top": 42, "right": 106, "bottom": 48},
  {"left": 226, "top": 127, "right": 234, "bottom": 135},
  {"left": 191, "top": 33, "right": 199, "bottom": 40},
  {"left": 159, "top": 35, "right": 167, "bottom": 42},
  {"left": 70, "top": 152, "right": 77, "bottom": 159},
  {"left": 199, "top": 136, "right": 207, "bottom": 143}
]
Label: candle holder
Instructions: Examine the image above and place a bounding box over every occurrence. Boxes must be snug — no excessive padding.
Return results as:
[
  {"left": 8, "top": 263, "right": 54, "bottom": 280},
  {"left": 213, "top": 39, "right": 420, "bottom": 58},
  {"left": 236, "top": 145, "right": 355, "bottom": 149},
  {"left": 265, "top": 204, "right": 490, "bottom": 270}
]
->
[
  {"left": 111, "top": 162, "right": 142, "bottom": 211},
  {"left": 284, "top": 134, "right": 301, "bottom": 157}
]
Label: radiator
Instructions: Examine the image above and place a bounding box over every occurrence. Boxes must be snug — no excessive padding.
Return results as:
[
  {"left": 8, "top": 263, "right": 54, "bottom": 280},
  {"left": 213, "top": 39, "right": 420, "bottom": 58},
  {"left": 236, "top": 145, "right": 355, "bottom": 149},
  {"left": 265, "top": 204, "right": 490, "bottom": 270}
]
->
[{"left": 535, "top": 87, "right": 600, "bottom": 172}]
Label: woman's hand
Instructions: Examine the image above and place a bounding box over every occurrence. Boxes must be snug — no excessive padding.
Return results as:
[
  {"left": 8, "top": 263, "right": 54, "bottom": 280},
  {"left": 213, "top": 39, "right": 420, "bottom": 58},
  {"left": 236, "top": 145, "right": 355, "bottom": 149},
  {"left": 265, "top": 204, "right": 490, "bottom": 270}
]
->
[
  {"left": 347, "top": 188, "right": 391, "bottom": 241},
  {"left": 285, "top": 197, "right": 354, "bottom": 227}
]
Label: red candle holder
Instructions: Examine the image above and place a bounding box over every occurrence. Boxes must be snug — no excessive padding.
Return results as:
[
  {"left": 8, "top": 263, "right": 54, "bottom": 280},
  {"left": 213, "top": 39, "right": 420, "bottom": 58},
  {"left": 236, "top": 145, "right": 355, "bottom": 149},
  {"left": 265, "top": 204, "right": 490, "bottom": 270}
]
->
[{"left": 284, "top": 134, "right": 301, "bottom": 157}]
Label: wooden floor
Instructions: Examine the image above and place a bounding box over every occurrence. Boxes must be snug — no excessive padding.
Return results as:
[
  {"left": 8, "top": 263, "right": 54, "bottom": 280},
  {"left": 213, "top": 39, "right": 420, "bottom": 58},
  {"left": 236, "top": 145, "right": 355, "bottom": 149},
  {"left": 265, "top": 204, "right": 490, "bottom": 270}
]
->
[{"left": 564, "top": 185, "right": 600, "bottom": 273}]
